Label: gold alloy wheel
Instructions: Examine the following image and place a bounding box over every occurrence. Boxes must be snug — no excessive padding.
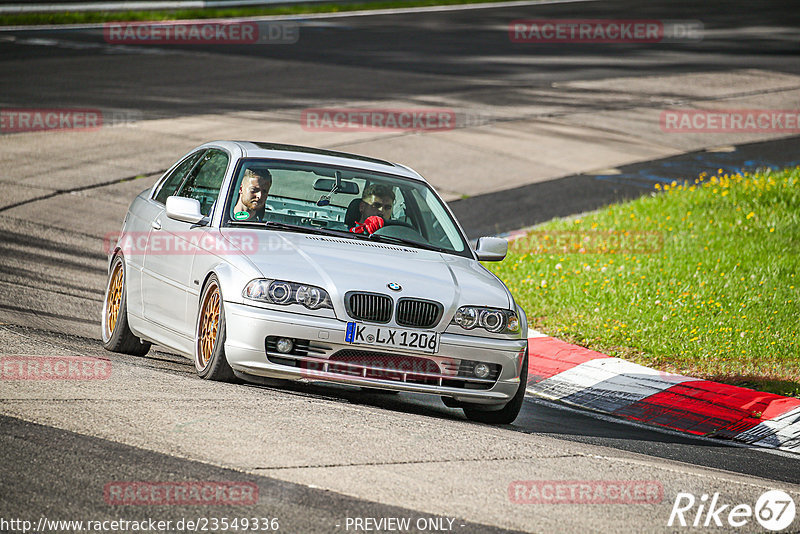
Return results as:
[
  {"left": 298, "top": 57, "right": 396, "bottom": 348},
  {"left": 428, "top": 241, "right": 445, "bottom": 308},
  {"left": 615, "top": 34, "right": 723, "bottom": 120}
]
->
[
  {"left": 105, "top": 261, "right": 124, "bottom": 338},
  {"left": 197, "top": 282, "right": 221, "bottom": 369}
]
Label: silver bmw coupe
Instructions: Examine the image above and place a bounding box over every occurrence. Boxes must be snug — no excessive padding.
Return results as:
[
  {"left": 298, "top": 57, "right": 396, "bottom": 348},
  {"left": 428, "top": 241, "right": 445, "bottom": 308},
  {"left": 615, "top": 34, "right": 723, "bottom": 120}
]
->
[{"left": 102, "top": 141, "right": 529, "bottom": 424}]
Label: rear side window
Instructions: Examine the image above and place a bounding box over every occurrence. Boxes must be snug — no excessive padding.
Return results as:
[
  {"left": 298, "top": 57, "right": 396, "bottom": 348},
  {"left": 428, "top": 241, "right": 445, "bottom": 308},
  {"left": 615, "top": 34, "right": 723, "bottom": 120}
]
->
[
  {"left": 176, "top": 149, "right": 230, "bottom": 216},
  {"left": 154, "top": 150, "right": 204, "bottom": 204}
]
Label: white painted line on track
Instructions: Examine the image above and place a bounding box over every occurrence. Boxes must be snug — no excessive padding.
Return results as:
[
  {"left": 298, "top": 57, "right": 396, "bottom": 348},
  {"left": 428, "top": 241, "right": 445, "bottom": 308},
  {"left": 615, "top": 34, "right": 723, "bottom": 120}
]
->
[
  {"left": 0, "top": 0, "right": 599, "bottom": 32},
  {"left": 528, "top": 329, "right": 548, "bottom": 338}
]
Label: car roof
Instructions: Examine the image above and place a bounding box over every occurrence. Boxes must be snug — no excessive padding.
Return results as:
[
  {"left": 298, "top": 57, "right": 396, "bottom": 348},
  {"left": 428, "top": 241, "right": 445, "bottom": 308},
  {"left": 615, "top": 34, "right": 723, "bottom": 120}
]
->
[{"left": 221, "top": 141, "right": 426, "bottom": 182}]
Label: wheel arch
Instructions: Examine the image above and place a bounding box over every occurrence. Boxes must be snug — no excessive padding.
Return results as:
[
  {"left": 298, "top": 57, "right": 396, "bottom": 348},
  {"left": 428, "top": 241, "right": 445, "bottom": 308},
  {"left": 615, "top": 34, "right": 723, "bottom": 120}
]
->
[
  {"left": 198, "top": 262, "right": 245, "bottom": 304},
  {"left": 108, "top": 247, "right": 123, "bottom": 273}
]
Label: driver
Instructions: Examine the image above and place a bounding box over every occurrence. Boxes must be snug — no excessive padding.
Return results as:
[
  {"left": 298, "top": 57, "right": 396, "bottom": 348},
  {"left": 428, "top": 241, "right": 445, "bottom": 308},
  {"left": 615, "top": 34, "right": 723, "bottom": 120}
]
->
[
  {"left": 232, "top": 168, "right": 272, "bottom": 222},
  {"left": 350, "top": 184, "right": 394, "bottom": 234}
]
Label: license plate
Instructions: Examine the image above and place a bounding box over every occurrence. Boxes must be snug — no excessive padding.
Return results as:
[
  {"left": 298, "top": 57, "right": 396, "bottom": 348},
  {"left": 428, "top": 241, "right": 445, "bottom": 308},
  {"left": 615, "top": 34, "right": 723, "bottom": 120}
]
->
[{"left": 345, "top": 322, "right": 439, "bottom": 354}]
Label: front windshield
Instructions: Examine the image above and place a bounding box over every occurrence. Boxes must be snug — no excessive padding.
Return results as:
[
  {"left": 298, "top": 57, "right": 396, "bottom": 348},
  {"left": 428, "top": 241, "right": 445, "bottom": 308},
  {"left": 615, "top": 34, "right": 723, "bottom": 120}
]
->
[{"left": 224, "top": 159, "right": 469, "bottom": 257}]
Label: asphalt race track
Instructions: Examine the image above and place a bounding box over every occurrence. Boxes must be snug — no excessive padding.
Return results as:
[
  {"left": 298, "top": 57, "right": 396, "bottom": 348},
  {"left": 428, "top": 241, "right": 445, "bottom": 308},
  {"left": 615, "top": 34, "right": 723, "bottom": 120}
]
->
[{"left": 2, "top": 1, "right": 800, "bottom": 532}]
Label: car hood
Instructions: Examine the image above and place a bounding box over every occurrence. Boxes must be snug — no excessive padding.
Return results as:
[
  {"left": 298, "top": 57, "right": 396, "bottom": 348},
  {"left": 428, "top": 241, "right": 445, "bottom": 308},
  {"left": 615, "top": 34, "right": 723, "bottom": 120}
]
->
[{"left": 224, "top": 230, "right": 512, "bottom": 318}]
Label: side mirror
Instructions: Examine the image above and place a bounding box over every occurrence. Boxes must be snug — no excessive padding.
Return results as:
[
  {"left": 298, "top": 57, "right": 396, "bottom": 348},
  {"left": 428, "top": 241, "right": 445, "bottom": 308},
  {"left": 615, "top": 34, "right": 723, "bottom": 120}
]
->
[
  {"left": 165, "top": 196, "right": 205, "bottom": 225},
  {"left": 475, "top": 237, "right": 508, "bottom": 261}
]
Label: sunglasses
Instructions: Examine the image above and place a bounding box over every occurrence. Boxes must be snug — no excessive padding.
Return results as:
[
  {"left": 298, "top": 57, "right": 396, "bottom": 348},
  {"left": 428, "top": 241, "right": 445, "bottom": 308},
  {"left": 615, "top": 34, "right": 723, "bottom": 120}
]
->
[{"left": 366, "top": 201, "right": 393, "bottom": 211}]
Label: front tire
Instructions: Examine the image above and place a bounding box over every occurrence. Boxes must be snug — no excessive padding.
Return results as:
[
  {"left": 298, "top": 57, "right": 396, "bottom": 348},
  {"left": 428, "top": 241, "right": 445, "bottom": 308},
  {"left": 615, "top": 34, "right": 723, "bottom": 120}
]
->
[
  {"left": 195, "top": 275, "right": 236, "bottom": 382},
  {"left": 463, "top": 353, "right": 528, "bottom": 425},
  {"left": 102, "top": 255, "right": 151, "bottom": 356}
]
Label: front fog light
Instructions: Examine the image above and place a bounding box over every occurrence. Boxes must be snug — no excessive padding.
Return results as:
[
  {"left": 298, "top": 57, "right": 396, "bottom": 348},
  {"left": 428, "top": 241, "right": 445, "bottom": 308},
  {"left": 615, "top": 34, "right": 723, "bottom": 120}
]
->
[
  {"left": 473, "top": 363, "right": 491, "bottom": 378},
  {"left": 276, "top": 338, "right": 294, "bottom": 353}
]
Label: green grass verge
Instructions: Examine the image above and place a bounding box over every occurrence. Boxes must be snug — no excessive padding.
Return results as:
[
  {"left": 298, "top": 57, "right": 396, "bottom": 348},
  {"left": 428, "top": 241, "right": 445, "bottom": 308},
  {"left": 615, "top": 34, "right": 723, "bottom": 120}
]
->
[
  {"left": 0, "top": 0, "right": 523, "bottom": 26},
  {"left": 489, "top": 167, "right": 800, "bottom": 397}
]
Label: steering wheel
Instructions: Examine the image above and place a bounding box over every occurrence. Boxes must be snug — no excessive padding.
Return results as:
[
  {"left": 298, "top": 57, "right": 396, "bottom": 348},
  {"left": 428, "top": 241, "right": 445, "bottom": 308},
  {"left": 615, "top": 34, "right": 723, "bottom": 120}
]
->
[
  {"left": 381, "top": 220, "right": 416, "bottom": 230},
  {"left": 372, "top": 220, "right": 425, "bottom": 241}
]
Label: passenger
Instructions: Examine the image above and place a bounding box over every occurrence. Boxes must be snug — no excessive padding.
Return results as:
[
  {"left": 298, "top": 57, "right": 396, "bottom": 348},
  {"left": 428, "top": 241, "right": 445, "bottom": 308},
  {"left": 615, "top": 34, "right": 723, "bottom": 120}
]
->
[
  {"left": 232, "top": 168, "right": 272, "bottom": 222},
  {"left": 350, "top": 184, "right": 394, "bottom": 234}
]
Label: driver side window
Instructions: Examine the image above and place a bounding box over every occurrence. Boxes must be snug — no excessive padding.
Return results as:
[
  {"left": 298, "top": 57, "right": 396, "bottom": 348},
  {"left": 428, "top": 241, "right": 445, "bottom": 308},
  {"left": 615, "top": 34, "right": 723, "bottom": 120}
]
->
[
  {"left": 176, "top": 149, "right": 230, "bottom": 216},
  {"left": 154, "top": 150, "right": 204, "bottom": 205}
]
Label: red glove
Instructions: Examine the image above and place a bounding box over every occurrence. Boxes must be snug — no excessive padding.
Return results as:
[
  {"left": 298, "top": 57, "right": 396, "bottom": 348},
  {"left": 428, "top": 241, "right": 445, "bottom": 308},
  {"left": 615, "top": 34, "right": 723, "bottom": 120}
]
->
[{"left": 350, "top": 216, "right": 385, "bottom": 234}]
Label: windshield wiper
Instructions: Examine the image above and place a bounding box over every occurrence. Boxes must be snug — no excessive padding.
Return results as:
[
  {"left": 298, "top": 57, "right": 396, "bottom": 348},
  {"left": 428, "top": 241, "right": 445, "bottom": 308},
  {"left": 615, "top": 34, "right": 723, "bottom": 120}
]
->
[
  {"left": 366, "top": 233, "right": 448, "bottom": 253},
  {"left": 264, "top": 221, "right": 356, "bottom": 239},
  {"left": 261, "top": 221, "right": 448, "bottom": 252}
]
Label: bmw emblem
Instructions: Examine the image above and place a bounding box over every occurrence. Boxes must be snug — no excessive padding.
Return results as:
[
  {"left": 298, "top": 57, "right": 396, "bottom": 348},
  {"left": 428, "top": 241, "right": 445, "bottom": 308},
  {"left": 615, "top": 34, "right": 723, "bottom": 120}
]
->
[{"left": 387, "top": 282, "right": 402, "bottom": 291}]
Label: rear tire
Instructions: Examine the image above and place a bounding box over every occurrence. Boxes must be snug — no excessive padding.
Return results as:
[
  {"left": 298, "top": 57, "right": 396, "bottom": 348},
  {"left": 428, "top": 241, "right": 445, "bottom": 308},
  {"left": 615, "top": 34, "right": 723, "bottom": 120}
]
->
[
  {"left": 195, "top": 275, "right": 236, "bottom": 382},
  {"left": 102, "top": 255, "right": 151, "bottom": 356},
  {"left": 463, "top": 353, "right": 528, "bottom": 425}
]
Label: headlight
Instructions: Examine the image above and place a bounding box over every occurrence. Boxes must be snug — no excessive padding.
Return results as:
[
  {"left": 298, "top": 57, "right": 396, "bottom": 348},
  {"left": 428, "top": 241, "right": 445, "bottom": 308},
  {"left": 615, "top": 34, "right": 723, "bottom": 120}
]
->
[
  {"left": 296, "top": 285, "right": 325, "bottom": 309},
  {"left": 243, "top": 279, "right": 332, "bottom": 310},
  {"left": 479, "top": 309, "right": 505, "bottom": 333},
  {"left": 267, "top": 281, "right": 292, "bottom": 304},
  {"left": 454, "top": 307, "right": 479, "bottom": 329},
  {"left": 452, "top": 306, "right": 519, "bottom": 334}
]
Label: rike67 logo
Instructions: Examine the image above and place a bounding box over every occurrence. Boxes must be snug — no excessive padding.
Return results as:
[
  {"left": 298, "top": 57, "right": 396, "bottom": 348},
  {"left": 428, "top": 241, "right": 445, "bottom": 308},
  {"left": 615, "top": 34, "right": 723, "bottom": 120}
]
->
[{"left": 668, "top": 490, "right": 796, "bottom": 531}]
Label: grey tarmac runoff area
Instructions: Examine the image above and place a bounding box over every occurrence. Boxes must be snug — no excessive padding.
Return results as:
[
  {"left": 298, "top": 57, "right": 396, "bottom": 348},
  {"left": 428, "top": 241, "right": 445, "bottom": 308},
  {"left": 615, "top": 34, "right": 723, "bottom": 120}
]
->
[{"left": 2, "top": 0, "right": 800, "bottom": 532}]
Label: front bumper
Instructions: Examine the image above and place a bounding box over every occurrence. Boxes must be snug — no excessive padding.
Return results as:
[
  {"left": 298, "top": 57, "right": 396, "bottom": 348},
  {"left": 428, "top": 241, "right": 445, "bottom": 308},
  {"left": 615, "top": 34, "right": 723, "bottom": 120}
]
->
[{"left": 224, "top": 301, "right": 527, "bottom": 405}]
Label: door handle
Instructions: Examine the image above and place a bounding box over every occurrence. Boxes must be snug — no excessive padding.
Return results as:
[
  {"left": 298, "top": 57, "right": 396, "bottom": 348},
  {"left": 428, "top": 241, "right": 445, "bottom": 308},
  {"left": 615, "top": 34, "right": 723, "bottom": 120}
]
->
[{"left": 152, "top": 219, "right": 162, "bottom": 230}]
